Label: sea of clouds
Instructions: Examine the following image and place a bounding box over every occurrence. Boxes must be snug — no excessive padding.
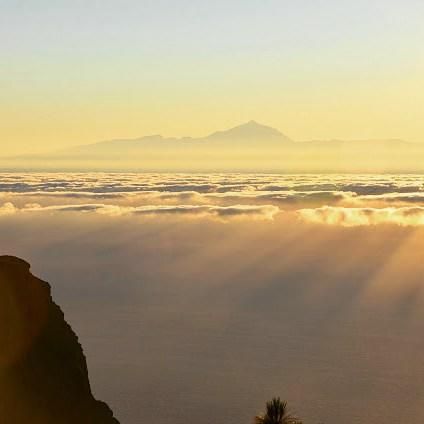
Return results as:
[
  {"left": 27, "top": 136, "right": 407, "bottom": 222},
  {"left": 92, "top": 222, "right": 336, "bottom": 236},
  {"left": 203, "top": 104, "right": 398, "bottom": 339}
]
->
[{"left": 2, "top": 173, "right": 424, "bottom": 225}]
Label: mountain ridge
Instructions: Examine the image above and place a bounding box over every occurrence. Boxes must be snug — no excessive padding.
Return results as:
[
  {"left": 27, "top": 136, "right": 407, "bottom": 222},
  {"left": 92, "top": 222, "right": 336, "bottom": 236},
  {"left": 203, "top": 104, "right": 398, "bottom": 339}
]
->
[
  {"left": 64, "top": 121, "right": 293, "bottom": 153},
  {"left": 2, "top": 121, "right": 424, "bottom": 172}
]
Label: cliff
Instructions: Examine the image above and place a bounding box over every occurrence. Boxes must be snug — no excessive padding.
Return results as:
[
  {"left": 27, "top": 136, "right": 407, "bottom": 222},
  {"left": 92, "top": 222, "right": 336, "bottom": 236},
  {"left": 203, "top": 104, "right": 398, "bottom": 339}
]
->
[{"left": 0, "top": 255, "right": 119, "bottom": 423}]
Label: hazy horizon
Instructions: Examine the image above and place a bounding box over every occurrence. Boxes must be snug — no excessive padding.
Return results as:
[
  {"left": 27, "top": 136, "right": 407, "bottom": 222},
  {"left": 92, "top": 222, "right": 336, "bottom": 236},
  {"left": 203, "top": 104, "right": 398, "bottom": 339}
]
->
[
  {"left": 4, "top": 120, "right": 424, "bottom": 173},
  {"left": 5, "top": 120, "right": 424, "bottom": 157}
]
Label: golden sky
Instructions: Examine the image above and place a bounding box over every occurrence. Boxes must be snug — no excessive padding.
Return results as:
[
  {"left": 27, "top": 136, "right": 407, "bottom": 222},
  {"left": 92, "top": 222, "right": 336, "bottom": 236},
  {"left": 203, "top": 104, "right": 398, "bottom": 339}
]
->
[{"left": 2, "top": 1, "right": 424, "bottom": 155}]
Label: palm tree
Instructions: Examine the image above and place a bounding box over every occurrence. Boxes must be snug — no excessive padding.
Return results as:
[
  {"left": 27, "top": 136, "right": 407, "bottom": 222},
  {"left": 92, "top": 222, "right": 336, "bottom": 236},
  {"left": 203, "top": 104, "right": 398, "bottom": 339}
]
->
[{"left": 254, "top": 397, "right": 302, "bottom": 424}]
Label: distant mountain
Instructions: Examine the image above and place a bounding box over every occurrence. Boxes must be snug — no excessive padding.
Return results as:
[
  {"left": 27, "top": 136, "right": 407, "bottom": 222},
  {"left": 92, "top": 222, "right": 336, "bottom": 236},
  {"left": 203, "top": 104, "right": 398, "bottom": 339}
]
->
[
  {"left": 2, "top": 122, "right": 424, "bottom": 172},
  {"left": 63, "top": 121, "right": 293, "bottom": 156},
  {"left": 0, "top": 256, "right": 119, "bottom": 424},
  {"left": 206, "top": 120, "right": 290, "bottom": 141}
]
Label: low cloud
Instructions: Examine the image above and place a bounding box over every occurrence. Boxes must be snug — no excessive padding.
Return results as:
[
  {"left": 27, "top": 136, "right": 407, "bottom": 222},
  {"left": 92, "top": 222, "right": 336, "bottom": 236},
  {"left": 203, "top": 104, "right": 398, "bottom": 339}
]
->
[
  {"left": 298, "top": 206, "right": 424, "bottom": 227},
  {"left": 11, "top": 191, "right": 135, "bottom": 200},
  {"left": 132, "top": 204, "right": 280, "bottom": 220},
  {"left": 0, "top": 202, "right": 280, "bottom": 221},
  {"left": 355, "top": 192, "right": 424, "bottom": 205},
  {"left": 2, "top": 173, "right": 424, "bottom": 225},
  {"left": 0, "top": 202, "right": 18, "bottom": 216}
]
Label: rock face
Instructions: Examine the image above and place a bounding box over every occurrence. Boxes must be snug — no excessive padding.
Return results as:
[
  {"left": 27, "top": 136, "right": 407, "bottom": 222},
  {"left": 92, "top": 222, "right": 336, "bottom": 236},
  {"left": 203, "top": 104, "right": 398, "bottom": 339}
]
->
[{"left": 0, "top": 256, "right": 119, "bottom": 423}]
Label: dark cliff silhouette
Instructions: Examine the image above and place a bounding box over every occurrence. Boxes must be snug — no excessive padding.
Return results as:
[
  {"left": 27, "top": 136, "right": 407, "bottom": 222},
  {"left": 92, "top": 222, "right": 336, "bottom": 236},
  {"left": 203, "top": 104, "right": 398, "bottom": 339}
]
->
[{"left": 0, "top": 255, "right": 119, "bottom": 423}]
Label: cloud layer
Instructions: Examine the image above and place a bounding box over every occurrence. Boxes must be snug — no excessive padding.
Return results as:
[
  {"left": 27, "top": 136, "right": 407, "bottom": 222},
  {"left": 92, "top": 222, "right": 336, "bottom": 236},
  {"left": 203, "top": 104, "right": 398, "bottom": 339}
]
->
[
  {"left": 298, "top": 206, "right": 424, "bottom": 227},
  {"left": 0, "top": 201, "right": 279, "bottom": 221},
  {"left": 2, "top": 173, "right": 424, "bottom": 225}
]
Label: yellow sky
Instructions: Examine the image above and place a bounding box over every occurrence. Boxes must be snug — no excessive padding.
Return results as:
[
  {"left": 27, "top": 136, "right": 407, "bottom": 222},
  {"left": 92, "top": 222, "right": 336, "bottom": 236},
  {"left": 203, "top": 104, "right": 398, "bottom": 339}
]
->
[
  {"left": 3, "top": 70, "right": 424, "bottom": 156},
  {"left": 2, "top": 1, "right": 424, "bottom": 155}
]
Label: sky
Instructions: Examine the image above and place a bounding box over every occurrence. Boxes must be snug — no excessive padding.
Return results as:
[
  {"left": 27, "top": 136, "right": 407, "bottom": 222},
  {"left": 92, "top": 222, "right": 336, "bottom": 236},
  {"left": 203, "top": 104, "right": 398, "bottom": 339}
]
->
[{"left": 2, "top": 1, "right": 424, "bottom": 155}]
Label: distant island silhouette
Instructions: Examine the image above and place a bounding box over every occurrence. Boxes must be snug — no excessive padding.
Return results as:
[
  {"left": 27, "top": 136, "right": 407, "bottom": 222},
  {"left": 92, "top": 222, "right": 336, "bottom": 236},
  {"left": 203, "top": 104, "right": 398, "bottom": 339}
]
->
[
  {"left": 2, "top": 121, "right": 424, "bottom": 172},
  {"left": 0, "top": 256, "right": 119, "bottom": 423}
]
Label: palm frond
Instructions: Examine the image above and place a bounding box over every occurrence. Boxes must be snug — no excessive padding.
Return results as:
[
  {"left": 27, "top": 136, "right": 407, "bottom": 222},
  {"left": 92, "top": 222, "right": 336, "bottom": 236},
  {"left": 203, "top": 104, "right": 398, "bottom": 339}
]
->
[{"left": 254, "top": 397, "right": 302, "bottom": 424}]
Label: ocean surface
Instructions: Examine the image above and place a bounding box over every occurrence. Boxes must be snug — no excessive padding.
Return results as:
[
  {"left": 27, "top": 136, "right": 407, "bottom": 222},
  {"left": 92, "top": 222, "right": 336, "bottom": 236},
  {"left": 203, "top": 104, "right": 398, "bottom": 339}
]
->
[{"left": 2, "top": 173, "right": 424, "bottom": 424}]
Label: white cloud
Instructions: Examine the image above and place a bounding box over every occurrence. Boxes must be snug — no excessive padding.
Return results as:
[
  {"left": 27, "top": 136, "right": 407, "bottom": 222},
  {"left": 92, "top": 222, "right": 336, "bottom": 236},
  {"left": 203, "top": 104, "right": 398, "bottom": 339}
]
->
[
  {"left": 298, "top": 206, "right": 424, "bottom": 227},
  {"left": 0, "top": 202, "right": 280, "bottom": 221},
  {"left": 2, "top": 173, "right": 424, "bottom": 225},
  {"left": 0, "top": 202, "right": 18, "bottom": 216}
]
